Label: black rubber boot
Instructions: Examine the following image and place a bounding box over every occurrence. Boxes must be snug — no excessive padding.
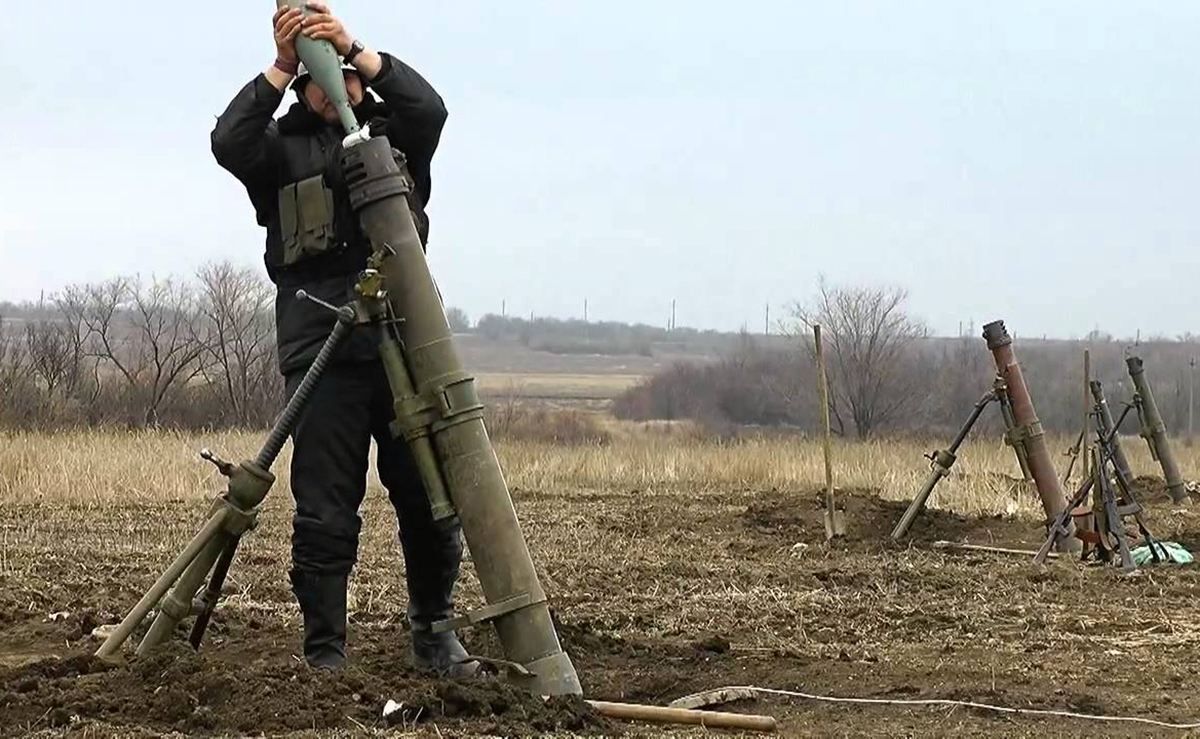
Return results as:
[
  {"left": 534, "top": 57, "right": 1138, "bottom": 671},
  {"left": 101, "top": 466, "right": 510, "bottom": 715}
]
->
[
  {"left": 400, "top": 519, "right": 478, "bottom": 678},
  {"left": 290, "top": 570, "right": 348, "bottom": 669}
]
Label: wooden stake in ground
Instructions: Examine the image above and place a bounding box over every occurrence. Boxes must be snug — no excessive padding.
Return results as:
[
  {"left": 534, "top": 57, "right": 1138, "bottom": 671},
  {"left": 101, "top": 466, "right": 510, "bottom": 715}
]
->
[
  {"left": 815, "top": 325, "right": 846, "bottom": 539},
  {"left": 587, "top": 700, "right": 777, "bottom": 732},
  {"left": 933, "top": 540, "right": 1056, "bottom": 559}
]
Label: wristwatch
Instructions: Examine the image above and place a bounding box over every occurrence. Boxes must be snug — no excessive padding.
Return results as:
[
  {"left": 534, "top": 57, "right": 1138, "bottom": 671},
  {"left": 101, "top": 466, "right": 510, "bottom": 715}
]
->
[{"left": 343, "top": 39, "right": 365, "bottom": 65}]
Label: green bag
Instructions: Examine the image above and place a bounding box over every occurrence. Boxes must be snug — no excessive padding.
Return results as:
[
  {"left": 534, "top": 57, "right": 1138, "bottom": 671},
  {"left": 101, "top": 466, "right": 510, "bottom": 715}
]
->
[{"left": 1131, "top": 541, "right": 1194, "bottom": 566}]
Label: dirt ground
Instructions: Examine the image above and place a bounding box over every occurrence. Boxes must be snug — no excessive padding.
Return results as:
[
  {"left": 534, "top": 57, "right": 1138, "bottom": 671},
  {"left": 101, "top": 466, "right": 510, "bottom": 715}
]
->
[{"left": 3, "top": 472, "right": 1200, "bottom": 737}]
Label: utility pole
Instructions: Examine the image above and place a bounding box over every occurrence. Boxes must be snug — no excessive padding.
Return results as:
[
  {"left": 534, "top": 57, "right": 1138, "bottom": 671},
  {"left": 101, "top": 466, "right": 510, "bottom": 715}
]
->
[
  {"left": 670, "top": 299, "right": 676, "bottom": 333},
  {"left": 764, "top": 303, "right": 770, "bottom": 336},
  {"left": 1081, "top": 349, "right": 1091, "bottom": 481},
  {"left": 1190, "top": 356, "right": 1196, "bottom": 446},
  {"left": 584, "top": 298, "right": 589, "bottom": 323}
]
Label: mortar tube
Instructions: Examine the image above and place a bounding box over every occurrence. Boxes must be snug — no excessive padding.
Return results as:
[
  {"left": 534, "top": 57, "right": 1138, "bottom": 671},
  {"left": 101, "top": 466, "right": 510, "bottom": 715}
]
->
[
  {"left": 342, "top": 135, "right": 580, "bottom": 696},
  {"left": 983, "top": 321, "right": 1080, "bottom": 552},
  {"left": 1127, "top": 356, "right": 1189, "bottom": 505}
]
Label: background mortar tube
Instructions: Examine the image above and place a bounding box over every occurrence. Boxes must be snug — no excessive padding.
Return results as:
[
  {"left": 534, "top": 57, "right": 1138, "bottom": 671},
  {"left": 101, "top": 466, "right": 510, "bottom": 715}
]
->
[
  {"left": 1127, "top": 356, "right": 1190, "bottom": 505},
  {"left": 1123, "top": 357, "right": 1190, "bottom": 506},
  {"left": 983, "top": 321, "right": 1080, "bottom": 552}
]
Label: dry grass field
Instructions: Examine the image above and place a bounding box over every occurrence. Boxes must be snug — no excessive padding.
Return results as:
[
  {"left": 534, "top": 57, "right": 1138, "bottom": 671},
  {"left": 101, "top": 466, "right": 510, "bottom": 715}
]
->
[{"left": 3, "top": 425, "right": 1200, "bottom": 737}]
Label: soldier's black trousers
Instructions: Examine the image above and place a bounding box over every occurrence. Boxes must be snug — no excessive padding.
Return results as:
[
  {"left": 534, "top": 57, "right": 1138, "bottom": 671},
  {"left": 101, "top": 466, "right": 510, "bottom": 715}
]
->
[{"left": 285, "top": 359, "right": 449, "bottom": 576}]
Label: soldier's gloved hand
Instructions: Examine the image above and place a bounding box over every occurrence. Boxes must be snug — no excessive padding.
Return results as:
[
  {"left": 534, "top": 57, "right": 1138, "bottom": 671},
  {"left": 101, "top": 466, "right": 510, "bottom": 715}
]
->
[
  {"left": 273, "top": 5, "right": 304, "bottom": 64},
  {"left": 301, "top": 1, "right": 355, "bottom": 56}
]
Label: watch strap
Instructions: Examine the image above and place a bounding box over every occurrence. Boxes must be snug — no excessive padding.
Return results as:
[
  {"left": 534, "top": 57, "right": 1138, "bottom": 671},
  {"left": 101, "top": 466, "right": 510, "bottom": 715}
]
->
[{"left": 343, "top": 40, "right": 365, "bottom": 65}]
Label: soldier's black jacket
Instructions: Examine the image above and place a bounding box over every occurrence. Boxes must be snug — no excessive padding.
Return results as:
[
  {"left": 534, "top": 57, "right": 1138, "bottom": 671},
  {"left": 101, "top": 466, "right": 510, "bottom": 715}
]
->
[{"left": 211, "top": 53, "right": 447, "bottom": 374}]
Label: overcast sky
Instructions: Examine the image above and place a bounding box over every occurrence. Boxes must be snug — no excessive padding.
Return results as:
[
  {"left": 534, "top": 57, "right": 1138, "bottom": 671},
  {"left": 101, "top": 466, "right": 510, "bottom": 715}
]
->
[{"left": 2, "top": 2, "right": 1198, "bottom": 338}]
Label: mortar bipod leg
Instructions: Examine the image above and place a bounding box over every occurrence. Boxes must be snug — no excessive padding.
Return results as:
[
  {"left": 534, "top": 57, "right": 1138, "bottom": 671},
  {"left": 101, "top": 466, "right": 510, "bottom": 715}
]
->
[
  {"left": 891, "top": 391, "right": 997, "bottom": 541},
  {"left": 1106, "top": 419, "right": 1146, "bottom": 521},
  {"left": 95, "top": 507, "right": 230, "bottom": 658},
  {"left": 138, "top": 530, "right": 235, "bottom": 654},
  {"left": 188, "top": 539, "right": 239, "bottom": 649},
  {"left": 1088, "top": 446, "right": 1114, "bottom": 564}
]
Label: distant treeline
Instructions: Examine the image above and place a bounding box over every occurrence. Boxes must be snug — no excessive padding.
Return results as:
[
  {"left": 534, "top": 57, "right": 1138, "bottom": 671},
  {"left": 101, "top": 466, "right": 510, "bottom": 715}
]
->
[
  {"left": 614, "top": 330, "right": 1199, "bottom": 440},
  {"left": 619, "top": 335, "right": 1200, "bottom": 439},
  {"left": 1, "top": 264, "right": 283, "bottom": 430},
  {"left": 3, "top": 272, "right": 1195, "bottom": 443},
  {"left": 0, "top": 266, "right": 752, "bottom": 431},
  {"left": 471, "top": 314, "right": 746, "bottom": 357}
]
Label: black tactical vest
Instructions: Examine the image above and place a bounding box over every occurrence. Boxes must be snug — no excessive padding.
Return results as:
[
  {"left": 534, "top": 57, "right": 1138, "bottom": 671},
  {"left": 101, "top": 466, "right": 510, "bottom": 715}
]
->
[
  {"left": 265, "top": 122, "right": 428, "bottom": 286},
  {"left": 264, "top": 113, "right": 431, "bottom": 373}
]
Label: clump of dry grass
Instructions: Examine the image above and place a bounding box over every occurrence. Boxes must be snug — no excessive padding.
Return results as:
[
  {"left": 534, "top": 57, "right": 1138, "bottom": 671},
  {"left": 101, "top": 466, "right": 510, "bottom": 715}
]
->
[
  {"left": 3, "top": 423, "right": 1192, "bottom": 520},
  {"left": 487, "top": 405, "right": 612, "bottom": 446}
]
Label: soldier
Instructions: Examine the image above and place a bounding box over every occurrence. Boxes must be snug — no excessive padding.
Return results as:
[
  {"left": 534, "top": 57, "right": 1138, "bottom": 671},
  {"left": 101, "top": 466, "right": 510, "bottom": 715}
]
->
[{"left": 210, "top": 2, "right": 474, "bottom": 676}]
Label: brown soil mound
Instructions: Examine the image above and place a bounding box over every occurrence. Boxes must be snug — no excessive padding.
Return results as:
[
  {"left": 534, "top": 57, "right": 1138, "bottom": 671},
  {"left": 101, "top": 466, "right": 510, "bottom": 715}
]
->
[
  {"left": 740, "top": 487, "right": 1032, "bottom": 548},
  {"left": 0, "top": 641, "right": 610, "bottom": 737}
]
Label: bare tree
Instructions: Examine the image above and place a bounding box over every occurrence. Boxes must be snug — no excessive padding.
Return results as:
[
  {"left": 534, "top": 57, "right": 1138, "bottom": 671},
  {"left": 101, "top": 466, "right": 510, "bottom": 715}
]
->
[
  {"left": 789, "top": 279, "right": 930, "bottom": 439},
  {"left": 54, "top": 286, "right": 102, "bottom": 409},
  {"left": 0, "top": 316, "right": 27, "bottom": 389},
  {"left": 80, "top": 275, "right": 208, "bottom": 426},
  {"left": 195, "top": 261, "right": 279, "bottom": 426},
  {"left": 129, "top": 276, "right": 209, "bottom": 426},
  {"left": 23, "top": 319, "right": 74, "bottom": 398},
  {"left": 0, "top": 315, "right": 38, "bottom": 426},
  {"left": 79, "top": 277, "right": 137, "bottom": 390},
  {"left": 446, "top": 306, "right": 471, "bottom": 333}
]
